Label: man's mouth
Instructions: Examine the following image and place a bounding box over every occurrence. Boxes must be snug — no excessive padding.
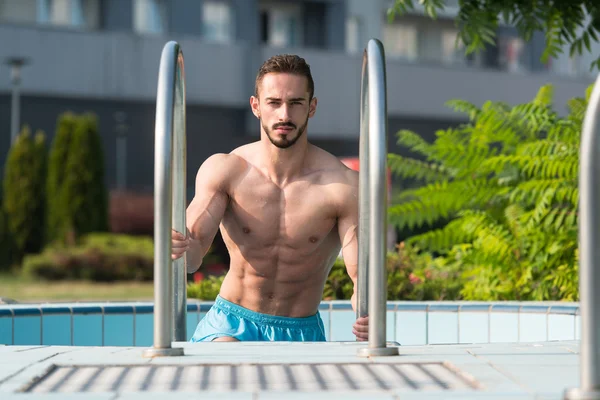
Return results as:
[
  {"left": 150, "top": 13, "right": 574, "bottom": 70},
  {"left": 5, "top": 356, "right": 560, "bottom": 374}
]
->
[{"left": 274, "top": 125, "right": 294, "bottom": 133}]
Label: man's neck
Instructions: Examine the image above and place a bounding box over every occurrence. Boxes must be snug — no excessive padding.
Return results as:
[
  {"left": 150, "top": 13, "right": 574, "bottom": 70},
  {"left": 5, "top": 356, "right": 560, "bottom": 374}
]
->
[{"left": 260, "top": 135, "right": 309, "bottom": 187}]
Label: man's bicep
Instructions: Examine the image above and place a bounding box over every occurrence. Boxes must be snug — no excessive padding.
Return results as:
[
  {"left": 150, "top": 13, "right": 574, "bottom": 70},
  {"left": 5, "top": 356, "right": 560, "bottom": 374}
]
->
[
  {"left": 337, "top": 193, "right": 359, "bottom": 285},
  {"left": 338, "top": 218, "right": 358, "bottom": 283},
  {"left": 338, "top": 170, "right": 360, "bottom": 283}
]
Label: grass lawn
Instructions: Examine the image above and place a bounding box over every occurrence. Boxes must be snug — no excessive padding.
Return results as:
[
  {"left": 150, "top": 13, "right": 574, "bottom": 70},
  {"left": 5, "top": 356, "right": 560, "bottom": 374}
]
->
[{"left": 0, "top": 273, "right": 154, "bottom": 303}]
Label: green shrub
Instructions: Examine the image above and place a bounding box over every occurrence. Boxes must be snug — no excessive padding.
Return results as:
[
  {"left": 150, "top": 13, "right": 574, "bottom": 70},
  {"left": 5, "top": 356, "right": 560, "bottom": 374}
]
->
[
  {"left": 323, "top": 243, "right": 463, "bottom": 302},
  {"left": 65, "top": 113, "right": 108, "bottom": 237},
  {"left": 47, "top": 112, "right": 108, "bottom": 245},
  {"left": 388, "top": 84, "right": 584, "bottom": 301},
  {"left": 2, "top": 126, "right": 47, "bottom": 261},
  {"left": 46, "top": 112, "right": 77, "bottom": 244},
  {"left": 0, "top": 205, "right": 15, "bottom": 271},
  {"left": 22, "top": 233, "right": 153, "bottom": 281},
  {"left": 187, "top": 275, "right": 224, "bottom": 301}
]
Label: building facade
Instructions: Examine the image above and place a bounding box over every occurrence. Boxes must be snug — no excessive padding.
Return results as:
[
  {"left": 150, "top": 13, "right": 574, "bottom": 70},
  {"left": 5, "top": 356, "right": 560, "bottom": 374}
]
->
[{"left": 0, "top": 0, "right": 596, "bottom": 195}]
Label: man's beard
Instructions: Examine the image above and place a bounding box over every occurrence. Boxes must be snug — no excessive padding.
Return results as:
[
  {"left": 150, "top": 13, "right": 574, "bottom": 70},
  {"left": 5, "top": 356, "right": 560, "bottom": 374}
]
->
[{"left": 262, "top": 114, "right": 309, "bottom": 149}]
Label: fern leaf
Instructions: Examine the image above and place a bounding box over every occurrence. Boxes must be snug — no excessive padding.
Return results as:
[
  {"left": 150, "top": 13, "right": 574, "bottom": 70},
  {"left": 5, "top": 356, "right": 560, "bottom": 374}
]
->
[
  {"left": 387, "top": 154, "right": 450, "bottom": 182},
  {"left": 445, "top": 99, "right": 481, "bottom": 121},
  {"left": 396, "top": 130, "right": 434, "bottom": 158},
  {"left": 406, "top": 218, "right": 472, "bottom": 253}
]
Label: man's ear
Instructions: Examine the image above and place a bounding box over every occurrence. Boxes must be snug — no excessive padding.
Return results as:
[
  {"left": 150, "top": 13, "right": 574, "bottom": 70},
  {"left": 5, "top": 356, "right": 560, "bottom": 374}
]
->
[
  {"left": 308, "top": 97, "right": 318, "bottom": 118},
  {"left": 250, "top": 96, "right": 260, "bottom": 119}
]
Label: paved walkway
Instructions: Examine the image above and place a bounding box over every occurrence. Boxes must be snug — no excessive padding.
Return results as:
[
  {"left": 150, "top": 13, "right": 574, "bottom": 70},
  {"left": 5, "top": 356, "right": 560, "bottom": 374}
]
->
[{"left": 0, "top": 340, "right": 579, "bottom": 399}]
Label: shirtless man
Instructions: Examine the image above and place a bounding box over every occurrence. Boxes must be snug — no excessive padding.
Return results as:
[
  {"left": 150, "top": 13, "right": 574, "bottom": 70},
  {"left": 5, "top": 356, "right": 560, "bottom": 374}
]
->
[{"left": 171, "top": 54, "right": 369, "bottom": 342}]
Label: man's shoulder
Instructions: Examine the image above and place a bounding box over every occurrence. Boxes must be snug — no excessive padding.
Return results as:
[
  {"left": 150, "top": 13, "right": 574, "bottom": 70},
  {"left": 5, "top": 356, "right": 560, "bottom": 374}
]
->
[
  {"left": 196, "top": 151, "right": 249, "bottom": 187},
  {"left": 201, "top": 152, "right": 247, "bottom": 172},
  {"left": 309, "top": 145, "right": 358, "bottom": 187}
]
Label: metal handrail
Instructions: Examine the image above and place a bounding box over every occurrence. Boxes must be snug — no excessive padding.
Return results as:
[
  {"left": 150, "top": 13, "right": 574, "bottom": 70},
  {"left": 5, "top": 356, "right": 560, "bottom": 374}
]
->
[
  {"left": 142, "top": 41, "right": 187, "bottom": 358},
  {"left": 564, "top": 75, "right": 600, "bottom": 398},
  {"left": 356, "top": 39, "right": 399, "bottom": 357}
]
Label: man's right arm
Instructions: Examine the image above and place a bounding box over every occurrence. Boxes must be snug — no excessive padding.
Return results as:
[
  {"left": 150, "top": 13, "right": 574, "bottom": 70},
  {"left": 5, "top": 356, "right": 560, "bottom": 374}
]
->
[{"left": 183, "top": 153, "right": 238, "bottom": 273}]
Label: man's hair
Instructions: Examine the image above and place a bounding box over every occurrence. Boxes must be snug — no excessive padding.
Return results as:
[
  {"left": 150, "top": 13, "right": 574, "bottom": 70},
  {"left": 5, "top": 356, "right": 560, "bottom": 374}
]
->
[{"left": 254, "top": 54, "right": 314, "bottom": 100}]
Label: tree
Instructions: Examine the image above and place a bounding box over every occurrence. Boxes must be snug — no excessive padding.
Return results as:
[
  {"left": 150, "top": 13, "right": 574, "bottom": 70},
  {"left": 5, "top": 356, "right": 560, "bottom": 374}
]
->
[
  {"left": 46, "top": 112, "right": 108, "bottom": 245},
  {"left": 2, "top": 126, "right": 48, "bottom": 261},
  {"left": 62, "top": 113, "right": 108, "bottom": 242},
  {"left": 388, "top": 84, "right": 584, "bottom": 301},
  {"left": 46, "top": 112, "right": 77, "bottom": 244},
  {"left": 388, "top": 0, "right": 600, "bottom": 71}
]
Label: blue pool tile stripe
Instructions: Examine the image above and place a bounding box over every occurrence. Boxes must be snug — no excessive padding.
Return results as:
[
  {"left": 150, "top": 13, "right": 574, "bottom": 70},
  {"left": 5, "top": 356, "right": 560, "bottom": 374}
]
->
[
  {"left": 12, "top": 307, "right": 41, "bottom": 316},
  {"left": 549, "top": 305, "right": 579, "bottom": 315},
  {"left": 0, "top": 308, "right": 14, "bottom": 317},
  {"left": 103, "top": 305, "right": 134, "bottom": 314},
  {"left": 318, "top": 302, "right": 332, "bottom": 311},
  {"left": 40, "top": 306, "right": 72, "bottom": 315},
  {"left": 134, "top": 305, "right": 153, "bottom": 314},
  {"left": 491, "top": 304, "right": 520, "bottom": 313},
  {"left": 428, "top": 304, "right": 459, "bottom": 312},
  {"left": 459, "top": 304, "right": 492, "bottom": 312},
  {"left": 331, "top": 302, "right": 352, "bottom": 310},
  {"left": 520, "top": 305, "right": 550, "bottom": 313},
  {"left": 72, "top": 305, "right": 103, "bottom": 314},
  {"left": 396, "top": 303, "right": 427, "bottom": 311},
  {"left": 186, "top": 303, "right": 199, "bottom": 312},
  {"left": 200, "top": 303, "right": 213, "bottom": 312}
]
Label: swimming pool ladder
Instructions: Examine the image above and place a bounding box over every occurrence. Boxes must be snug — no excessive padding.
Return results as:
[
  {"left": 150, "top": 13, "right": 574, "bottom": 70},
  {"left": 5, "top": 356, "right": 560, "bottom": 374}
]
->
[
  {"left": 356, "top": 39, "right": 399, "bottom": 357},
  {"left": 144, "top": 39, "right": 397, "bottom": 357},
  {"left": 564, "top": 73, "right": 600, "bottom": 399},
  {"left": 142, "top": 41, "right": 187, "bottom": 358}
]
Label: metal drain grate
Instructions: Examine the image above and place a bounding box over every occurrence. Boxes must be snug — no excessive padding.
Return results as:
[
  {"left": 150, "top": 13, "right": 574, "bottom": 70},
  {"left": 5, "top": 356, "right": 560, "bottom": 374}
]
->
[{"left": 23, "top": 363, "right": 480, "bottom": 393}]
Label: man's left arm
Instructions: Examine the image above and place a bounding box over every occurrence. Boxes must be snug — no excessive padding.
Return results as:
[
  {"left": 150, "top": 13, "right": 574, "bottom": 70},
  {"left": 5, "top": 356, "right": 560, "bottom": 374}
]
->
[{"left": 336, "top": 170, "right": 369, "bottom": 341}]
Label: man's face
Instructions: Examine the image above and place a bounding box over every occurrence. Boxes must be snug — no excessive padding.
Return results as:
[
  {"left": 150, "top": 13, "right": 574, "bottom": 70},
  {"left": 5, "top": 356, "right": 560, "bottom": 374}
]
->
[{"left": 251, "top": 73, "right": 317, "bottom": 149}]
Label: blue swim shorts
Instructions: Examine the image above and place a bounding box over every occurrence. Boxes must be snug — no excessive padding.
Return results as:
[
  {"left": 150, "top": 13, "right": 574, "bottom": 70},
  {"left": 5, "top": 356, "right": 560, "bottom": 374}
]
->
[{"left": 190, "top": 295, "right": 327, "bottom": 342}]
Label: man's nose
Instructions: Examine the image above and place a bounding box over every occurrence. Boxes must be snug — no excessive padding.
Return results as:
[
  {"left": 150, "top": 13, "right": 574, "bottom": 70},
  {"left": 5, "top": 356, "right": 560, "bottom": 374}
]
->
[{"left": 278, "top": 104, "right": 291, "bottom": 121}]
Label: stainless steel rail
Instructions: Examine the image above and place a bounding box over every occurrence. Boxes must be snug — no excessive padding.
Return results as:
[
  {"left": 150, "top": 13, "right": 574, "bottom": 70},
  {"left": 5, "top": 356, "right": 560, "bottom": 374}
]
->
[
  {"left": 564, "top": 75, "right": 600, "bottom": 398},
  {"left": 142, "top": 41, "right": 187, "bottom": 358},
  {"left": 356, "top": 39, "right": 399, "bottom": 358}
]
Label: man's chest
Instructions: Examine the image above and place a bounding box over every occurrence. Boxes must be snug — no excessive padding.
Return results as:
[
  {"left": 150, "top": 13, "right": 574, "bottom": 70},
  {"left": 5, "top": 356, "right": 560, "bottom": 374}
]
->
[{"left": 222, "top": 178, "right": 339, "bottom": 245}]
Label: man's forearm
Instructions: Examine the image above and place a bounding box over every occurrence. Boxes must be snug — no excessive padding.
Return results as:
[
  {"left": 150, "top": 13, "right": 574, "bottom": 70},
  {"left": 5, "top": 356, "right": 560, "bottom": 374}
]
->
[{"left": 185, "top": 238, "right": 206, "bottom": 273}]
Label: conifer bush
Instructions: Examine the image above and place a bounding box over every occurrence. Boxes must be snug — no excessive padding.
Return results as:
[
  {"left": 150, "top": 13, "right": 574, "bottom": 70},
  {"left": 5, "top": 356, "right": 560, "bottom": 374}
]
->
[
  {"left": 63, "top": 113, "right": 108, "bottom": 238},
  {"left": 388, "top": 84, "right": 584, "bottom": 301},
  {"left": 2, "top": 126, "right": 48, "bottom": 261},
  {"left": 0, "top": 200, "right": 14, "bottom": 271},
  {"left": 46, "top": 112, "right": 77, "bottom": 244},
  {"left": 47, "top": 112, "right": 108, "bottom": 245}
]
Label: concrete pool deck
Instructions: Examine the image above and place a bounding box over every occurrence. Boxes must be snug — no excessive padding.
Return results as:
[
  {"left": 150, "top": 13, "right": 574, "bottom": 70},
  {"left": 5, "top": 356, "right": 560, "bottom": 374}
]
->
[{"left": 0, "top": 339, "right": 579, "bottom": 399}]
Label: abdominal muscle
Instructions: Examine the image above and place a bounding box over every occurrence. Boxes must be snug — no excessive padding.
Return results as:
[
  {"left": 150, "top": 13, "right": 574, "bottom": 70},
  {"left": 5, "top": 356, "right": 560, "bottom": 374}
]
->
[{"left": 217, "top": 248, "right": 337, "bottom": 318}]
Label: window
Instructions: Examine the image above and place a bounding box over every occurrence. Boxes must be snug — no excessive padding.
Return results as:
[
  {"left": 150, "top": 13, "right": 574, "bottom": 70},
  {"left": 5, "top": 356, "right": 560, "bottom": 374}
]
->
[
  {"left": 36, "top": 0, "right": 50, "bottom": 23},
  {"left": 383, "top": 22, "right": 418, "bottom": 61},
  {"left": 259, "top": 2, "right": 302, "bottom": 48},
  {"left": 498, "top": 36, "right": 526, "bottom": 72},
  {"left": 0, "top": 0, "right": 37, "bottom": 23},
  {"left": 441, "top": 29, "right": 465, "bottom": 65},
  {"left": 133, "top": 0, "right": 166, "bottom": 34},
  {"left": 202, "top": 1, "right": 233, "bottom": 43},
  {"left": 383, "top": 16, "right": 474, "bottom": 66},
  {"left": 345, "top": 16, "right": 362, "bottom": 54},
  {"left": 547, "top": 54, "right": 591, "bottom": 78},
  {"left": 70, "top": 0, "right": 85, "bottom": 27},
  {"left": 0, "top": 0, "right": 95, "bottom": 27}
]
